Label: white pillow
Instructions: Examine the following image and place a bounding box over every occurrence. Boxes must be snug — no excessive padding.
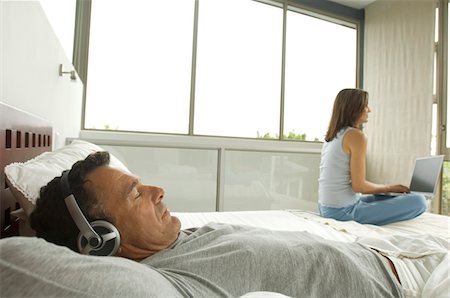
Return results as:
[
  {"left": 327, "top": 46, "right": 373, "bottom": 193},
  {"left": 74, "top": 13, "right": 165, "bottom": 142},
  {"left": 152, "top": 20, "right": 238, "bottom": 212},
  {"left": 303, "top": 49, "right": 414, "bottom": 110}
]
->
[{"left": 5, "top": 140, "right": 129, "bottom": 216}]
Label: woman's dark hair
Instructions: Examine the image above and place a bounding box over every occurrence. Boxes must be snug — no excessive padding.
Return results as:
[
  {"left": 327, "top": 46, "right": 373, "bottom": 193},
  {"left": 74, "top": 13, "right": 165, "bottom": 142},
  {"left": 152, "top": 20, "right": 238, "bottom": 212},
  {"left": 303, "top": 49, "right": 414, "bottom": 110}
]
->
[
  {"left": 324, "top": 88, "right": 369, "bottom": 142},
  {"left": 29, "top": 151, "right": 111, "bottom": 252}
]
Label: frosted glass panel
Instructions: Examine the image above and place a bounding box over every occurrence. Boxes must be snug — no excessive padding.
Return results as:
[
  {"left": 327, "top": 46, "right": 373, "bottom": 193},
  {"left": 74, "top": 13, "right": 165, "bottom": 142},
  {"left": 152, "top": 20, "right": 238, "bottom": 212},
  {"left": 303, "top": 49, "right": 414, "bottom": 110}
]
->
[
  {"left": 101, "top": 145, "right": 218, "bottom": 212},
  {"left": 223, "top": 151, "right": 320, "bottom": 211}
]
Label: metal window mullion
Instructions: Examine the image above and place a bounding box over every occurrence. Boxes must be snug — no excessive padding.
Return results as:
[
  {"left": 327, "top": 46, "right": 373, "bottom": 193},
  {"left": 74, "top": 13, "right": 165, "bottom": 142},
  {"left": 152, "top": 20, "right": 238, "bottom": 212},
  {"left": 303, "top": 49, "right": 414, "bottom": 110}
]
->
[
  {"left": 357, "top": 19, "right": 364, "bottom": 88},
  {"left": 189, "top": 0, "right": 200, "bottom": 136},
  {"left": 73, "top": 0, "right": 92, "bottom": 130},
  {"left": 441, "top": 1, "right": 449, "bottom": 158},
  {"left": 435, "top": 0, "right": 448, "bottom": 215},
  {"left": 436, "top": 1, "right": 448, "bottom": 157},
  {"left": 279, "top": 2, "right": 287, "bottom": 140},
  {"left": 216, "top": 148, "right": 225, "bottom": 211}
]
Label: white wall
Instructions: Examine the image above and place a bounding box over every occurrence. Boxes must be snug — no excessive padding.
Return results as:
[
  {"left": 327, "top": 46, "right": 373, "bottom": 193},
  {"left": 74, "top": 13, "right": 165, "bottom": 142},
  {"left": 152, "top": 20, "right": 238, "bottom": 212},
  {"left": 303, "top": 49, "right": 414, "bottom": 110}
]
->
[
  {"left": 0, "top": 1, "right": 83, "bottom": 149},
  {"left": 363, "top": 0, "right": 435, "bottom": 185}
]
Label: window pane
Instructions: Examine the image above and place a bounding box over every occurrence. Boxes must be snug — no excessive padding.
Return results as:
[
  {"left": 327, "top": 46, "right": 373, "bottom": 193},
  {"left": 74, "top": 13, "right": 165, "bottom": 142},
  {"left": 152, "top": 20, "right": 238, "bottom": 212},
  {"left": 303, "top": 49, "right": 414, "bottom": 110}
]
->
[
  {"left": 84, "top": 0, "right": 195, "bottom": 133},
  {"left": 448, "top": 2, "right": 450, "bottom": 148},
  {"left": 194, "top": 0, "right": 283, "bottom": 138},
  {"left": 442, "top": 161, "right": 450, "bottom": 216},
  {"left": 284, "top": 9, "right": 357, "bottom": 142},
  {"left": 39, "top": 0, "right": 76, "bottom": 60},
  {"left": 223, "top": 150, "right": 320, "bottom": 211}
]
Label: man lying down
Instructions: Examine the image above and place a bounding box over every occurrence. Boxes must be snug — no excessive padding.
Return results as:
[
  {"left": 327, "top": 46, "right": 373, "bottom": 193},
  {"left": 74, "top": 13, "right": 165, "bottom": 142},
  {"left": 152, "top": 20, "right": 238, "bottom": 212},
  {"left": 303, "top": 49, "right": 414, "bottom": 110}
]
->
[{"left": 29, "top": 151, "right": 403, "bottom": 298}]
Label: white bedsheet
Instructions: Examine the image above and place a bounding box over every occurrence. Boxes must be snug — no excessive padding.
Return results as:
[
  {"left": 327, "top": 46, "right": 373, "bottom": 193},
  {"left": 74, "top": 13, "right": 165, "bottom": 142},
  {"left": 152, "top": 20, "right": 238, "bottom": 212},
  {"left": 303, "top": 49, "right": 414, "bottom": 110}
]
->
[
  {"left": 175, "top": 210, "right": 355, "bottom": 242},
  {"left": 173, "top": 210, "right": 450, "bottom": 298},
  {"left": 287, "top": 210, "right": 450, "bottom": 241},
  {"left": 357, "top": 234, "right": 449, "bottom": 298}
]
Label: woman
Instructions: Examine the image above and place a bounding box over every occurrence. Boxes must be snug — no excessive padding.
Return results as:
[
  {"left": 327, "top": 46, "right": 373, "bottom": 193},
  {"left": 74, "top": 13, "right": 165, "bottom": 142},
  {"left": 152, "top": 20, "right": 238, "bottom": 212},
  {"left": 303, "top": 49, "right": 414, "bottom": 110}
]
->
[{"left": 318, "top": 88, "right": 426, "bottom": 225}]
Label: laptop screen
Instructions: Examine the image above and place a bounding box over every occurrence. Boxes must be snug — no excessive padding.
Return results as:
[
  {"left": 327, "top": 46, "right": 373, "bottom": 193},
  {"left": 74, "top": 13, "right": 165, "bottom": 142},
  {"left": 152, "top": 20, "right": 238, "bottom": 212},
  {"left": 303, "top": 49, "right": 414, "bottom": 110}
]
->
[{"left": 409, "top": 156, "right": 444, "bottom": 194}]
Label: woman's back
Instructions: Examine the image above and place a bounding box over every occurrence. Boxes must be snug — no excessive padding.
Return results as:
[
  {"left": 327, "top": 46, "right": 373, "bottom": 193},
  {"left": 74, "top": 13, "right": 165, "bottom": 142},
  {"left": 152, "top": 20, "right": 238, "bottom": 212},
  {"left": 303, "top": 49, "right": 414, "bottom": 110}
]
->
[{"left": 318, "top": 127, "right": 359, "bottom": 208}]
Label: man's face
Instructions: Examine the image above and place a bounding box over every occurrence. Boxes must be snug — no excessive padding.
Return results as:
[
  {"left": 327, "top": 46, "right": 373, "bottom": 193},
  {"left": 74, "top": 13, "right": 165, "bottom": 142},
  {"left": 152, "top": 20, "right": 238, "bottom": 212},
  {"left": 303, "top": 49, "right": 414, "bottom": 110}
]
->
[{"left": 85, "top": 166, "right": 181, "bottom": 260}]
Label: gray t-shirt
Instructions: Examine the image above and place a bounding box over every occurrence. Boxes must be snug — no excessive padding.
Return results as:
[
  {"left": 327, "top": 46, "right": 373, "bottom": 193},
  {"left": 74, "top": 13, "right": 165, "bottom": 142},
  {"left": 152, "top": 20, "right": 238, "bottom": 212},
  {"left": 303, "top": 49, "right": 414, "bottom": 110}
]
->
[{"left": 141, "top": 222, "right": 403, "bottom": 298}]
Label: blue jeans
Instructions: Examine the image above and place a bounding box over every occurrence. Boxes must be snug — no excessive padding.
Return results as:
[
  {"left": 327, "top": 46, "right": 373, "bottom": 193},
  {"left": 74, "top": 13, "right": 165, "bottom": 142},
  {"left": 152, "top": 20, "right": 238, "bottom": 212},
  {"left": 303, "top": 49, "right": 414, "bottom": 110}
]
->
[{"left": 319, "top": 194, "right": 427, "bottom": 225}]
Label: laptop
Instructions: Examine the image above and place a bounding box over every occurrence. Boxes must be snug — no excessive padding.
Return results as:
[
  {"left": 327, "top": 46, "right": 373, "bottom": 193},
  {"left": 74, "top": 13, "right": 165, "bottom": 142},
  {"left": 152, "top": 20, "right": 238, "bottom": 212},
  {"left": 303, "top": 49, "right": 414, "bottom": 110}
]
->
[{"left": 381, "top": 155, "right": 444, "bottom": 197}]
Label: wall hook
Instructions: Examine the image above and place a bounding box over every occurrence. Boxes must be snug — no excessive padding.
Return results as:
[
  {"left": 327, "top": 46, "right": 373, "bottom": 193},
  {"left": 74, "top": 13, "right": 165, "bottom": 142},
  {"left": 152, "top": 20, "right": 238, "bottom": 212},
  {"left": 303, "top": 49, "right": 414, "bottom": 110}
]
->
[{"left": 59, "top": 64, "right": 77, "bottom": 81}]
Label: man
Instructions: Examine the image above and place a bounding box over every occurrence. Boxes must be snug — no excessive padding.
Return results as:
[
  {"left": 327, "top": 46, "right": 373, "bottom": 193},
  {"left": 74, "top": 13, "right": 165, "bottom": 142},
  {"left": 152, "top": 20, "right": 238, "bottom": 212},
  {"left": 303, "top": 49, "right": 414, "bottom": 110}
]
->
[{"left": 30, "top": 151, "right": 403, "bottom": 298}]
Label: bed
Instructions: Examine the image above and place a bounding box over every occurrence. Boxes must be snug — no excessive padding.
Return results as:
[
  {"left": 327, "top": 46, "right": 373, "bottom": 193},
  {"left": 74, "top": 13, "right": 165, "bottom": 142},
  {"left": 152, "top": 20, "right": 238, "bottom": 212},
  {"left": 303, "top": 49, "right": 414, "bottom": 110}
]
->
[{"left": 1, "top": 102, "right": 449, "bottom": 298}]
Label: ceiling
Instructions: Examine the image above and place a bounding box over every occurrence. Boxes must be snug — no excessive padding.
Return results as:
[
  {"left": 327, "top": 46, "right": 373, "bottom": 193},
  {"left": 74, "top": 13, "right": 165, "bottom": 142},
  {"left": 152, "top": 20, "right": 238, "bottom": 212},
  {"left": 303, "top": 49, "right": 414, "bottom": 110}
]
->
[{"left": 328, "top": 0, "right": 377, "bottom": 10}]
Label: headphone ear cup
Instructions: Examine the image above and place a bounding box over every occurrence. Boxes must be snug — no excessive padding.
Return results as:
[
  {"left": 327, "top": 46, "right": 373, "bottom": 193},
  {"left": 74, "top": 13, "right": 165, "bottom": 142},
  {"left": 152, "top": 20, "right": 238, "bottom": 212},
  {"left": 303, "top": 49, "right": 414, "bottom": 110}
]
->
[{"left": 77, "top": 220, "right": 121, "bottom": 256}]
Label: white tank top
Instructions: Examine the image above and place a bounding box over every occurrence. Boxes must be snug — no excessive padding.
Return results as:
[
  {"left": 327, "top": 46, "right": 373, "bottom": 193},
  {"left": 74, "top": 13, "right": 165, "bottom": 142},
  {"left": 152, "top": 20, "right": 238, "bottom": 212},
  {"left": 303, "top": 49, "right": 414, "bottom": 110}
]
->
[{"left": 318, "top": 127, "right": 360, "bottom": 208}]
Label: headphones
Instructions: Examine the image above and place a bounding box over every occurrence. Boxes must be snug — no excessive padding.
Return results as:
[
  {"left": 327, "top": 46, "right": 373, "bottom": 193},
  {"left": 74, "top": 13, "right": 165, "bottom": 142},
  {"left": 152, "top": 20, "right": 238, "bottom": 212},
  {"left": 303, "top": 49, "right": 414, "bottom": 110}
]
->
[{"left": 61, "top": 170, "right": 120, "bottom": 256}]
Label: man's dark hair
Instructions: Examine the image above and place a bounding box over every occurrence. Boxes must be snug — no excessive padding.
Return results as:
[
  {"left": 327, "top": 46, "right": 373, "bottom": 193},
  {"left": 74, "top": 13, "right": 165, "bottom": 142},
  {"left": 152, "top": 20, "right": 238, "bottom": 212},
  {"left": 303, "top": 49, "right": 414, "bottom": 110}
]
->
[{"left": 29, "top": 151, "right": 111, "bottom": 252}]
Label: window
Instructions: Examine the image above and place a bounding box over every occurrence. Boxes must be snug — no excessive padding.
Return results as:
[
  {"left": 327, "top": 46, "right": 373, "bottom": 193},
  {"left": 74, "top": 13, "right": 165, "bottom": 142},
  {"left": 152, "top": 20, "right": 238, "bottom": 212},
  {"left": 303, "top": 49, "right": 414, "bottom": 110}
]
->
[
  {"left": 443, "top": 161, "right": 450, "bottom": 215},
  {"left": 441, "top": 1, "right": 450, "bottom": 215},
  {"left": 194, "top": 0, "right": 282, "bottom": 138},
  {"left": 284, "top": 8, "right": 357, "bottom": 141},
  {"left": 437, "top": 0, "right": 450, "bottom": 215},
  {"left": 447, "top": 1, "right": 450, "bottom": 149},
  {"left": 84, "top": 0, "right": 195, "bottom": 133},
  {"left": 81, "top": 0, "right": 361, "bottom": 141}
]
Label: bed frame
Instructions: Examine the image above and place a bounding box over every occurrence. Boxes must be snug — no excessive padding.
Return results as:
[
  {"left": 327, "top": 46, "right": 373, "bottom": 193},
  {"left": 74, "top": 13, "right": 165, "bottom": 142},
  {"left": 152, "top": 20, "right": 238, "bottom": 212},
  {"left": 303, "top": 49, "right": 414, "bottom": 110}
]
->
[{"left": 0, "top": 102, "right": 52, "bottom": 238}]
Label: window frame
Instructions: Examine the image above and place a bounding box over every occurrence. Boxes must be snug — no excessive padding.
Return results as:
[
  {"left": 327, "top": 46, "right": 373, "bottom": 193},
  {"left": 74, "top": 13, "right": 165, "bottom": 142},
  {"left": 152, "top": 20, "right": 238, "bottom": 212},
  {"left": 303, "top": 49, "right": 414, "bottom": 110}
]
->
[
  {"left": 435, "top": 0, "right": 449, "bottom": 215},
  {"left": 73, "top": 0, "right": 364, "bottom": 142},
  {"left": 440, "top": 1, "right": 449, "bottom": 158}
]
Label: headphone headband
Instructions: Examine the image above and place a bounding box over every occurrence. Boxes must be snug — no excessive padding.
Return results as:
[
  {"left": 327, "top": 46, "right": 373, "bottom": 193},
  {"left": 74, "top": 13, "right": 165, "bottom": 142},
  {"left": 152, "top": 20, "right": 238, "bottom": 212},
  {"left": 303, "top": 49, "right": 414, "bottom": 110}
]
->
[{"left": 60, "top": 170, "right": 72, "bottom": 198}]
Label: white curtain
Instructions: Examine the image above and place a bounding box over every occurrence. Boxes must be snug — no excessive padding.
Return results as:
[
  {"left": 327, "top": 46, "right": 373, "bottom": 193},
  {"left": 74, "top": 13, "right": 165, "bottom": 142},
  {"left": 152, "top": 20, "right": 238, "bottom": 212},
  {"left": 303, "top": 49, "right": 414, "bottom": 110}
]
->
[{"left": 363, "top": 0, "right": 436, "bottom": 185}]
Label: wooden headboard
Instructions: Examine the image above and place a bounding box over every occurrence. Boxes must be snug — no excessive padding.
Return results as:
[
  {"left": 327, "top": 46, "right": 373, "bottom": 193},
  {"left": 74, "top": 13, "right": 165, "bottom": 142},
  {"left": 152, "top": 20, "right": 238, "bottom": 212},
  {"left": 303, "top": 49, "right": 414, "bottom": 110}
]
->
[{"left": 0, "top": 102, "right": 52, "bottom": 238}]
